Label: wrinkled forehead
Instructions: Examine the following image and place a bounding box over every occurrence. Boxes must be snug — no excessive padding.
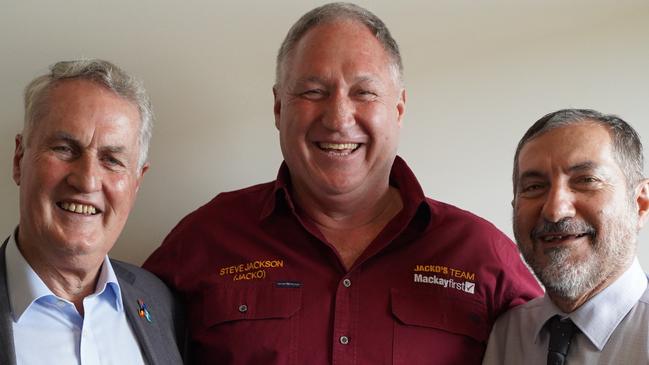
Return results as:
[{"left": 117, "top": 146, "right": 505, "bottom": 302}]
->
[
  {"left": 279, "top": 19, "right": 401, "bottom": 86},
  {"left": 34, "top": 80, "right": 141, "bottom": 140},
  {"left": 517, "top": 122, "right": 618, "bottom": 175}
]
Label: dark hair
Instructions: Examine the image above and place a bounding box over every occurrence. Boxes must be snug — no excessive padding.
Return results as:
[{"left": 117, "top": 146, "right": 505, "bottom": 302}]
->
[{"left": 513, "top": 108, "right": 644, "bottom": 194}]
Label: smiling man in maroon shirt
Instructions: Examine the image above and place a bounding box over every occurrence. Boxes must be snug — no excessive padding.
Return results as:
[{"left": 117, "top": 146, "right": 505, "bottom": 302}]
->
[{"left": 144, "top": 3, "right": 542, "bottom": 364}]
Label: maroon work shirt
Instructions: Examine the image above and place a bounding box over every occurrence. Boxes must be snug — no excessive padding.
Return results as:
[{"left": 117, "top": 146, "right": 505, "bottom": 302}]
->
[{"left": 144, "top": 156, "right": 542, "bottom": 364}]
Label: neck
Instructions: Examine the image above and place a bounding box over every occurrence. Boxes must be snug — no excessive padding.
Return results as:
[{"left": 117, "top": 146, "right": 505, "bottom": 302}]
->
[
  {"left": 292, "top": 180, "right": 401, "bottom": 230},
  {"left": 292, "top": 180, "right": 403, "bottom": 270},
  {"left": 16, "top": 233, "right": 103, "bottom": 316}
]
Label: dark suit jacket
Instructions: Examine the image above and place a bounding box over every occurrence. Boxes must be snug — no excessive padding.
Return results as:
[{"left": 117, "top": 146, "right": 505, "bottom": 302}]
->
[{"left": 0, "top": 239, "right": 184, "bottom": 365}]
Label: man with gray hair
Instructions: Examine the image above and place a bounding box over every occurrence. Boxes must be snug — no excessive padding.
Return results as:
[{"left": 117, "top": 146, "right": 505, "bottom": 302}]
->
[
  {"left": 145, "top": 3, "right": 541, "bottom": 364},
  {"left": 0, "top": 59, "right": 184, "bottom": 364},
  {"left": 483, "top": 109, "right": 649, "bottom": 364}
]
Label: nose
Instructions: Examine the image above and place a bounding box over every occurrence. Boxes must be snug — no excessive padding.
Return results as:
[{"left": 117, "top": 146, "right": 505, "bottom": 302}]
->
[
  {"left": 541, "top": 183, "right": 576, "bottom": 223},
  {"left": 321, "top": 92, "right": 355, "bottom": 131},
  {"left": 66, "top": 154, "right": 101, "bottom": 193}
]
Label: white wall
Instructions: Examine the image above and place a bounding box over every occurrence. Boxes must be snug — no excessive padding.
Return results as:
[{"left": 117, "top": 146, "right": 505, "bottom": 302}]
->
[{"left": 1, "top": 0, "right": 648, "bottom": 265}]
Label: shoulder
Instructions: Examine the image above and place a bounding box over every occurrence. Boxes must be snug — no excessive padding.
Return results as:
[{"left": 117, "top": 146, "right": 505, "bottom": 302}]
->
[
  {"left": 175, "top": 180, "right": 276, "bottom": 226},
  {"left": 426, "top": 198, "right": 503, "bottom": 231},
  {"left": 111, "top": 259, "right": 173, "bottom": 296},
  {"left": 205, "top": 181, "right": 276, "bottom": 209},
  {"left": 488, "top": 295, "right": 546, "bottom": 346},
  {"left": 424, "top": 197, "right": 513, "bottom": 247},
  {"left": 421, "top": 198, "right": 543, "bottom": 304},
  {"left": 483, "top": 297, "right": 545, "bottom": 365},
  {"left": 421, "top": 197, "right": 525, "bottom": 268},
  {"left": 496, "top": 295, "right": 545, "bottom": 324},
  {"left": 214, "top": 181, "right": 277, "bottom": 202}
]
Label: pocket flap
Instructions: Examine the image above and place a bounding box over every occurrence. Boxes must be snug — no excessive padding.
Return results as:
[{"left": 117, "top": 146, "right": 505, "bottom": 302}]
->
[
  {"left": 390, "top": 288, "right": 489, "bottom": 342},
  {"left": 204, "top": 283, "right": 302, "bottom": 327}
]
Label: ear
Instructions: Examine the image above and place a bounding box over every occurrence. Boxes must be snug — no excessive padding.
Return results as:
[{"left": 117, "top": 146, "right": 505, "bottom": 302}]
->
[
  {"left": 273, "top": 85, "right": 281, "bottom": 130},
  {"left": 13, "top": 134, "right": 24, "bottom": 186},
  {"left": 135, "top": 162, "right": 150, "bottom": 192},
  {"left": 636, "top": 179, "right": 649, "bottom": 230},
  {"left": 396, "top": 88, "right": 406, "bottom": 128}
]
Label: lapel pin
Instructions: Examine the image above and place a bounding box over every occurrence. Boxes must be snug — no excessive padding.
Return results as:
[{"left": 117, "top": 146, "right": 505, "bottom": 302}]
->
[{"left": 137, "top": 299, "right": 152, "bottom": 323}]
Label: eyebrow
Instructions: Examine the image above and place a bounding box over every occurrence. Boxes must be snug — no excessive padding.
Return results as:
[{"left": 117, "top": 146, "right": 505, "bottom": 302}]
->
[
  {"left": 353, "top": 75, "right": 379, "bottom": 84},
  {"left": 100, "top": 145, "right": 126, "bottom": 154},
  {"left": 518, "top": 161, "right": 600, "bottom": 182},
  {"left": 293, "top": 75, "right": 380, "bottom": 86},
  {"left": 567, "top": 161, "right": 598, "bottom": 173},
  {"left": 49, "top": 131, "right": 126, "bottom": 154},
  {"left": 50, "top": 131, "right": 77, "bottom": 143},
  {"left": 294, "top": 76, "right": 326, "bottom": 85},
  {"left": 518, "top": 170, "right": 545, "bottom": 182}
]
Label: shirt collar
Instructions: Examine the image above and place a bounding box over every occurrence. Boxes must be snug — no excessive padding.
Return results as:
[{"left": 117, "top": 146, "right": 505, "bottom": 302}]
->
[
  {"left": 6, "top": 229, "right": 124, "bottom": 322},
  {"left": 571, "top": 258, "right": 646, "bottom": 349},
  {"left": 259, "top": 161, "right": 294, "bottom": 220},
  {"left": 533, "top": 258, "right": 647, "bottom": 350},
  {"left": 259, "top": 156, "right": 430, "bottom": 227}
]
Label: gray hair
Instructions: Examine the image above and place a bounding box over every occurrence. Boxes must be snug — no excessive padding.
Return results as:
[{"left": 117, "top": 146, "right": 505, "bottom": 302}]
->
[
  {"left": 23, "top": 59, "right": 153, "bottom": 169},
  {"left": 275, "top": 2, "right": 403, "bottom": 87},
  {"left": 513, "top": 108, "right": 645, "bottom": 194}
]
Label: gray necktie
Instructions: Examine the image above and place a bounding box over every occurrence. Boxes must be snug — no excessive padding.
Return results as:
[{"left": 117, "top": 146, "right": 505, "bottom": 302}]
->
[{"left": 547, "top": 316, "right": 580, "bottom": 365}]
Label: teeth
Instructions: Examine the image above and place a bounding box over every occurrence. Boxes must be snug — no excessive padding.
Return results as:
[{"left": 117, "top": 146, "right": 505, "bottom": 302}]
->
[
  {"left": 318, "top": 143, "right": 359, "bottom": 150},
  {"left": 542, "top": 233, "right": 588, "bottom": 242},
  {"left": 60, "top": 202, "right": 98, "bottom": 215}
]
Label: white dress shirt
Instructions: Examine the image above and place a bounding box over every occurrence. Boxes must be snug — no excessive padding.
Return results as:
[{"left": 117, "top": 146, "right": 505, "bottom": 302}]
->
[
  {"left": 483, "top": 257, "right": 649, "bottom": 364},
  {"left": 6, "top": 233, "right": 146, "bottom": 365}
]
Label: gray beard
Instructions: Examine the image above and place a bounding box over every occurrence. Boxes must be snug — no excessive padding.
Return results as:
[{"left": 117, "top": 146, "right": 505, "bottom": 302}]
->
[
  {"left": 536, "top": 245, "right": 606, "bottom": 300},
  {"left": 518, "top": 206, "right": 637, "bottom": 301}
]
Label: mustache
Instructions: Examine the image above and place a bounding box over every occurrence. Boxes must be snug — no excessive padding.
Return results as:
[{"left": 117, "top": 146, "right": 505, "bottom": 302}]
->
[{"left": 531, "top": 218, "right": 596, "bottom": 239}]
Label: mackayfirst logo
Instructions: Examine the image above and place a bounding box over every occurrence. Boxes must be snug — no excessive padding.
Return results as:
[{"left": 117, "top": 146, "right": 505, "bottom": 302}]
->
[
  {"left": 413, "top": 273, "right": 476, "bottom": 294},
  {"left": 412, "top": 264, "right": 477, "bottom": 294}
]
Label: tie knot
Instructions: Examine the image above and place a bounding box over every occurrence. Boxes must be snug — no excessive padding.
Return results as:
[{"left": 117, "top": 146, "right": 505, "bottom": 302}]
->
[{"left": 547, "top": 316, "right": 579, "bottom": 365}]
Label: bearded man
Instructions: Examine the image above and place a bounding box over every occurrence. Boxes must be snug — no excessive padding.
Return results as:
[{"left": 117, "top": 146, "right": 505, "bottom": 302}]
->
[{"left": 483, "top": 109, "right": 649, "bottom": 364}]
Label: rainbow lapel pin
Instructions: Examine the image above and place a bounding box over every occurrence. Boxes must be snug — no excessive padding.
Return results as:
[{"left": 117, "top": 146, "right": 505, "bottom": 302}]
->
[{"left": 137, "top": 299, "right": 152, "bottom": 323}]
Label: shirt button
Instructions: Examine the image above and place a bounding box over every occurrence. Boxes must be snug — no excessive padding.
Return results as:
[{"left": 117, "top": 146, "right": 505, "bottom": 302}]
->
[
  {"left": 339, "top": 335, "right": 350, "bottom": 345},
  {"left": 343, "top": 278, "right": 352, "bottom": 288},
  {"left": 57, "top": 300, "right": 66, "bottom": 308},
  {"left": 238, "top": 304, "right": 248, "bottom": 313}
]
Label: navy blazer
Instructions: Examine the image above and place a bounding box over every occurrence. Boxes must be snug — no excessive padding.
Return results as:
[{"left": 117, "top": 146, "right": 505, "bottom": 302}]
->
[{"left": 0, "top": 239, "right": 184, "bottom": 365}]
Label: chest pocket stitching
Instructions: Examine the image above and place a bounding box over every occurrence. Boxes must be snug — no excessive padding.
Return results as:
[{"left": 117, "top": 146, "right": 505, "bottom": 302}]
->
[
  {"left": 204, "top": 283, "right": 302, "bottom": 327},
  {"left": 390, "top": 288, "right": 489, "bottom": 342}
]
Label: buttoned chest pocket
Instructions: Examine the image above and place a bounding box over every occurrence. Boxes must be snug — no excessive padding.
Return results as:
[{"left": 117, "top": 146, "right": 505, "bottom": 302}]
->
[
  {"left": 196, "top": 283, "right": 302, "bottom": 365},
  {"left": 390, "top": 288, "right": 490, "bottom": 365}
]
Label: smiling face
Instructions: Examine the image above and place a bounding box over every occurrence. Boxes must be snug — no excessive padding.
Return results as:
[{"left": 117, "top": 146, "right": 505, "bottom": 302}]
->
[
  {"left": 273, "top": 19, "right": 405, "bottom": 202},
  {"left": 13, "top": 79, "right": 147, "bottom": 262},
  {"left": 513, "top": 122, "right": 642, "bottom": 301}
]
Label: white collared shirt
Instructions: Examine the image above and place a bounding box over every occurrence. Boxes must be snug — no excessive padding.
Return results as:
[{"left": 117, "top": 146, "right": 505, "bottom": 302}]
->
[
  {"left": 483, "top": 257, "right": 649, "bottom": 364},
  {"left": 6, "top": 232, "right": 146, "bottom": 365}
]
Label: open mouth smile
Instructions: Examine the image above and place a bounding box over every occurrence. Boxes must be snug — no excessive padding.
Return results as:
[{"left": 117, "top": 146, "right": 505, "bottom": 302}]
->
[
  {"left": 56, "top": 201, "right": 101, "bottom": 215},
  {"left": 540, "top": 233, "right": 590, "bottom": 242},
  {"left": 317, "top": 142, "right": 361, "bottom": 156}
]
